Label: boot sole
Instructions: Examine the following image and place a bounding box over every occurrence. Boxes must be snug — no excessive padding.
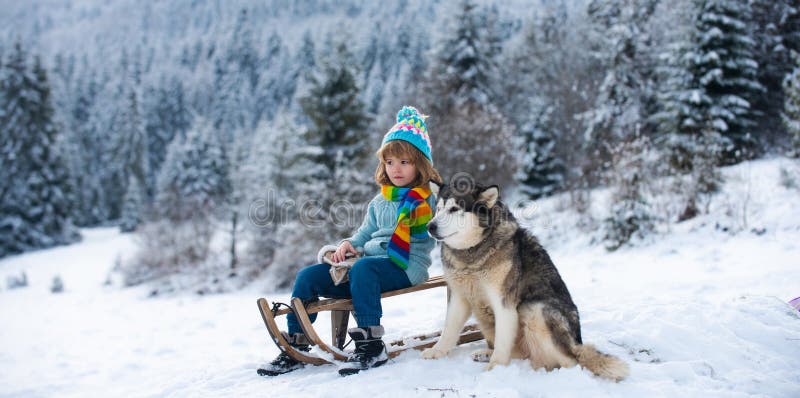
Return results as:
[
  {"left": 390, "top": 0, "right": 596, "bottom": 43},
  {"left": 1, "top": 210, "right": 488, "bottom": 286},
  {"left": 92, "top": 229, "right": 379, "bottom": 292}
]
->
[
  {"left": 258, "top": 368, "right": 284, "bottom": 377},
  {"left": 337, "top": 358, "right": 388, "bottom": 377},
  {"left": 257, "top": 364, "right": 304, "bottom": 377}
]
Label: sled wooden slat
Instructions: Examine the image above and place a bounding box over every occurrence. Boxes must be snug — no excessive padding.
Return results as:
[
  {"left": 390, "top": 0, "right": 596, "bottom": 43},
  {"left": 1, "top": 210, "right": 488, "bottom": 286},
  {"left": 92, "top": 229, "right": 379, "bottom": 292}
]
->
[
  {"left": 292, "top": 297, "right": 350, "bottom": 361},
  {"left": 271, "top": 275, "right": 448, "bottom": 316},
  {"left": 386, "top": 324, "right": 485, "bottom": 356},
  {"left": 256, "top": 298, "right": 330, "bottom": 365}
]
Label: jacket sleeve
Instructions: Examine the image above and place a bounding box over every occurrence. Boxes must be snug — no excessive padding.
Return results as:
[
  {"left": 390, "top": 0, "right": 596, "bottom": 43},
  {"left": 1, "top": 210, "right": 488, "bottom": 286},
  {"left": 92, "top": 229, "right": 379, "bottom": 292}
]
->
[{"left": 341, "top": 197, "right": 379, "bottom": 249}]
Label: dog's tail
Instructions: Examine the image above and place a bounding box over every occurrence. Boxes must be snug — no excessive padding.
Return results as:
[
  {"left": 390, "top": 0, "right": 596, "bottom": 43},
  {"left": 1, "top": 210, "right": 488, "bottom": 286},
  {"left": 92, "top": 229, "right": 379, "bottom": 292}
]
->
[{"left": 572, "top": 343, "right": 629, "bottom": 382}]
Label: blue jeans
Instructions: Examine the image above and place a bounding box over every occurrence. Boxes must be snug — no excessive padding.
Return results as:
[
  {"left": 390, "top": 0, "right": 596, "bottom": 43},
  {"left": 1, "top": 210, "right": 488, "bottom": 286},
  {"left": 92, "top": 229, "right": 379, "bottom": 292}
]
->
[{"left": 287, "top": 256, "right": 412, "bottom": 334}]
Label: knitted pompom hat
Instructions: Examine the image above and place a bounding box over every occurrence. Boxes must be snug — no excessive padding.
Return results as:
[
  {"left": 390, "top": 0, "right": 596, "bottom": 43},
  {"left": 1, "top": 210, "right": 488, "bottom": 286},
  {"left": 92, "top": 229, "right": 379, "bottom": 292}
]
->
[{"left": 381, "top": 106, "right": 433, "bottom": 163}]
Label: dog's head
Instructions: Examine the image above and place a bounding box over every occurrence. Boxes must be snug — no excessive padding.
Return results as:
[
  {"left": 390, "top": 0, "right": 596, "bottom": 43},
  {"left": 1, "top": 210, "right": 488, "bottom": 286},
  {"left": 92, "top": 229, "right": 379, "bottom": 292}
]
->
[{"left": 427, "top": 179, "right": 501, "bottom": 250}]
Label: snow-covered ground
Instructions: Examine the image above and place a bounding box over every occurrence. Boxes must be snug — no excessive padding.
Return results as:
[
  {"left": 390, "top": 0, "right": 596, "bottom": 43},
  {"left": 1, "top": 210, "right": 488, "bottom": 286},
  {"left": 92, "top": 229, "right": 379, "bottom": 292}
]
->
[{"left": 1, "top": 158, "right": 799, "bottom": 398}]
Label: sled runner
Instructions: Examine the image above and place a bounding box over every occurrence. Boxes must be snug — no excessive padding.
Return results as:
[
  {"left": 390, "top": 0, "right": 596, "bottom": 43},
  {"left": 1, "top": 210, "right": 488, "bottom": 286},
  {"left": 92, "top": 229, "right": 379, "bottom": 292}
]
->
[{"left": 256, "top": 275, "right": 484, "bottom": 365}]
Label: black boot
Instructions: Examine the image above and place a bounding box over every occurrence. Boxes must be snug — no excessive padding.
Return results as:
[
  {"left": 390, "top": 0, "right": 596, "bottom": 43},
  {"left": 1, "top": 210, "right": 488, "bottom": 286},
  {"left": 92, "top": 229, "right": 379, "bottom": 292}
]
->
[
  {"left": 257, "top": 332, "right": 311, "bottom": 376},
  {"left": 338, "top": 326, "right": 389, "bottom": 376}
]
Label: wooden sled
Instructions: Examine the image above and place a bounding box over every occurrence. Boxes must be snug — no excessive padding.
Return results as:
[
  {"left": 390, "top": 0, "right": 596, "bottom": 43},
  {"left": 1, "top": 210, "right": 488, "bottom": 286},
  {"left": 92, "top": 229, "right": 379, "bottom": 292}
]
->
[{"left": 256, "top": 275, "right": 484, "bottom": 365}]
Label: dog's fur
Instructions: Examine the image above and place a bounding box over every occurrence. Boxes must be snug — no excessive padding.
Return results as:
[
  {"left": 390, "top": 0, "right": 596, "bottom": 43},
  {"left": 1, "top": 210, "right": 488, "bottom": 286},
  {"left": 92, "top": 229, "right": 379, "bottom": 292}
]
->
[{"left": 421, "top": 181, "right": 628, "bottom": 381}]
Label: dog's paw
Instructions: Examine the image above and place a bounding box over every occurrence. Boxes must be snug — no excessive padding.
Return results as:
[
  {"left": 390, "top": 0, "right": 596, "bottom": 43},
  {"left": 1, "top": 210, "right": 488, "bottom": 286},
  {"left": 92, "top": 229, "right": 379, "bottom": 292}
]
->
[
  {"left": 421, "top": 346, "right": 449, "bottom": 359},
  {"left": 471, "top": 348, "right": 493, "bottom": 363},
  {"left": 483, "top": 357, "right": 509, "bottom": 371}
]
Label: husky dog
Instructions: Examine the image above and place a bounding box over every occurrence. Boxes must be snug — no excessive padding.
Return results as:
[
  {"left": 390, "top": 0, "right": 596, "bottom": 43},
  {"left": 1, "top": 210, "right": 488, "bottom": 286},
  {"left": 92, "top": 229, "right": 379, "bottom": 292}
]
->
[{"left": 421, "top": 181, "right": 628, "bottom": 381}]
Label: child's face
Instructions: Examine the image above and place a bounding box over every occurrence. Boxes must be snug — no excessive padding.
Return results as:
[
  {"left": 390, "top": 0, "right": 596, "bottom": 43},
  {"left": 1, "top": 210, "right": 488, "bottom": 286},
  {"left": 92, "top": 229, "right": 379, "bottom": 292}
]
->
[{"left": 384, "top": 155, "right": 417, "bottom": 187}]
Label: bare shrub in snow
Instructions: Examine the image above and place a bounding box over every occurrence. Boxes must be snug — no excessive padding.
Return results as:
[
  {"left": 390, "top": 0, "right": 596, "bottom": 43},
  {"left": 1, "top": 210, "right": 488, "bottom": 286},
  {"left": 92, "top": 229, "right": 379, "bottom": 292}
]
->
[
  {"left": 264, "top": 221, "right": 329, "bottom": 290},
  {"left": 51, "top": 275, "right": 64, "bottom": 293},
  {"left": 779, "top": 163, "right": 800, "bottom": 190},
  {"left": 121, "top": 218, "right": 214, "bottom": 287},
  {"left": 603, "top": 135, "right": 657, "bottom": 251},
  {"left": 6, "top": 271, "right": 28, "bottom": 289}
]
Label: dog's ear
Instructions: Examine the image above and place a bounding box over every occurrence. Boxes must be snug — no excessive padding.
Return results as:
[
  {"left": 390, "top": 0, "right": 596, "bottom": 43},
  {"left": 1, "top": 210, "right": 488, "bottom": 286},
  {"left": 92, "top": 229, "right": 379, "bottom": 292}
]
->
[
  {"left": 429, "top": 179, "right": 442, "bottom": 196},
  {"left": 477, "top": 185, "right": 500, "bottom": 208}
]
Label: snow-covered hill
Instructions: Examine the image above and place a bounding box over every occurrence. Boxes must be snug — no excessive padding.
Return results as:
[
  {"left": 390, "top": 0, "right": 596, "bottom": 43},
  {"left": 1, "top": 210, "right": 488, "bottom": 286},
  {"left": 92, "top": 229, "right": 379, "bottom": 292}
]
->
[{"left": 1, "top": 158, "right": 799, "bottom": 398}]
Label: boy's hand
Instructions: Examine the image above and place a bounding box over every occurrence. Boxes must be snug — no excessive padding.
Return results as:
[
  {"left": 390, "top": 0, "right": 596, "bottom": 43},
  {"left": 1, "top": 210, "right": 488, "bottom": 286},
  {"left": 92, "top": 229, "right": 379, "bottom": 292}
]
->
[{"left": 332, "top": 241, "right": 357, "bottom": 263}]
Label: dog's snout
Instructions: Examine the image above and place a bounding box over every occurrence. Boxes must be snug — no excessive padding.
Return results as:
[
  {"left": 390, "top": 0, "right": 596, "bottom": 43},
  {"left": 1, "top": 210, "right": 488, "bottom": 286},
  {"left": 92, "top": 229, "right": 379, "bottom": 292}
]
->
[{"left": 427, "top": 222, "right": 438, "bottom": 234}]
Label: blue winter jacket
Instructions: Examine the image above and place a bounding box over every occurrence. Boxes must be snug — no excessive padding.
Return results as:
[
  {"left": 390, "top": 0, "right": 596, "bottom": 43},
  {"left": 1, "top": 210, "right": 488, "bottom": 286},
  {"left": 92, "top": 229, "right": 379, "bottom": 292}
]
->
[{"left": 341, "top": 193, "right": 437, "bottom": 286}]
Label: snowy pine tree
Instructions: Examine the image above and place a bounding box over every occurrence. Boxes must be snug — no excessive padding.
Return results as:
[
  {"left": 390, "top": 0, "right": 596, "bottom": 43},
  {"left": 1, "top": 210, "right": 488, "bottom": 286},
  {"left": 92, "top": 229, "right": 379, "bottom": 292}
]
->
[
  {"left": 364, "top": 60, "right": 385, "bottom": 115},
  {"left": 428, "top": 0, "right": 498, "bottom": 108},
  {"left": 750, "top": 0, "right": 800, "bottom": 148},
  {"left": 299, "top": 40, "right": 371, "bottom": 169},
  {"left": 120, "top": 174, "right": 146, "bottom": 232},
  {"left": 254, "top": 32, "right": 289, "bottom": 123},
  {"left": 0, "top": 43, "right": 79, "bottom": 258},
  {"left": 289, "top": 31, "right": 317, "bottom": 113},
  {"left": 420, "top": 0, "right": 518, "bottom": 187},
  {"left": 784, "top": 52, "right": 800, "bottom": 157},
  {"left": 653, "top": 0, "right": 724, "bottom": 220},
  {"left": 113, "top": 88, "right": 149, "bottom": 231},
  {"left": 297, "top": 39, "right": 373, "bottom": 223},
  {"left": 603, "top": 134, "right": 657, "bottom": 251},
  {"left": 242, "top": 112, "right": 323, "bottom": 280},
  {"left": 211, "top": 57, "right": 248, "bottom": 141},
  {"left": 584, "top": 0, "right": 660, "bottom": 177},
  {"left": 90, "top": 51, "right": 146, "bottom": 222},
  {"left": 654, "top": 0, "right": 701, "bottom": 171},
  {"left": 229, "top": 8, "right": 260, "bottom": 94},
  {"left": 83, "top": 67, "right": 121, "bottom": 223},
  {"left": 143, "top": 74, "right": 192, "bottom": 197},
  {"left": 155, "top": 118, "right": 231, "bottom": 222},
  {"left": 689, "top": 0, "right": 762, "bottom": 164},
  {"left": 122, "top": 119, "right": 231, "bottom": 288},
  {"left": 502, "top": 4, "right": 598, "bottom": 203},
  {"left": 514, "top": 94, "right": 566, "bottom": 199},
  {"left": 63, "top": 60, "right": 109, "bottom": 226}
]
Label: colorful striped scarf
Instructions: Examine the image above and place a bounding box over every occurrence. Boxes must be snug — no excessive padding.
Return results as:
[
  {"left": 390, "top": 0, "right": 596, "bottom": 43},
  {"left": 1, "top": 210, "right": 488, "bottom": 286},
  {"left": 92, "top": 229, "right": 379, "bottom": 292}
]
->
[{"left": 381, "top": 185, "right": 433, "bottom": 270}]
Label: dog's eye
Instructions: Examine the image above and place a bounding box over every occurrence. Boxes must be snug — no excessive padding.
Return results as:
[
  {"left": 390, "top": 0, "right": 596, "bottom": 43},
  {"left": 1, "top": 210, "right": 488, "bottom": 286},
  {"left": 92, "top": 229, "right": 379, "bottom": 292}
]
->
[{"left": 448, "top": 207, "right": 459, "bottom": 213}]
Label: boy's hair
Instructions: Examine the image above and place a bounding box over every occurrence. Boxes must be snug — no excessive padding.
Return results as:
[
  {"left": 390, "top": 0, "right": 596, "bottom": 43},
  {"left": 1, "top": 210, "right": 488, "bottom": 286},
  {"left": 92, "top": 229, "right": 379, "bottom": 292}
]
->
[{"left": 375, "top": 140, "right": 442, "bottom": 188}]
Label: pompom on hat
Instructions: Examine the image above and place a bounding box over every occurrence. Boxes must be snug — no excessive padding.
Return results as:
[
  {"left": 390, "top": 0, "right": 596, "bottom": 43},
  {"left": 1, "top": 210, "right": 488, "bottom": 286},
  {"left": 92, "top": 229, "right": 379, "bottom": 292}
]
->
[{"left": 382, "top": 106, "right": 433, "bottom": 163}]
